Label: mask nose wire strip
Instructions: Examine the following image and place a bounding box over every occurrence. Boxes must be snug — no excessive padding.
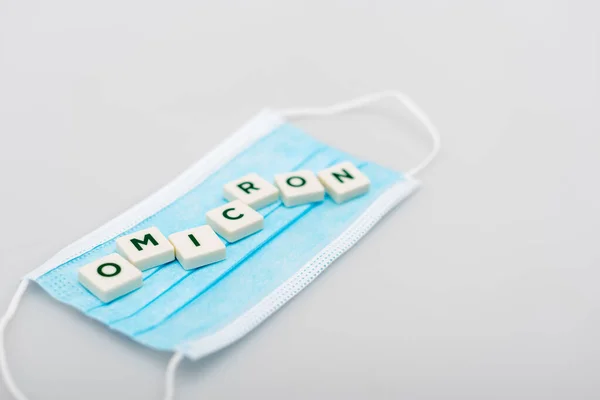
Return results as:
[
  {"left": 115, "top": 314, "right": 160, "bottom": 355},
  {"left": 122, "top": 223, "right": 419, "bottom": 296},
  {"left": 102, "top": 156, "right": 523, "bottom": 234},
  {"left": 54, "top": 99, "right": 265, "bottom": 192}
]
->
[
  {"left": 0, "top": 279, "right": 31, "bottom": 400},
  {"left": 164, "top": 352, "right": 184, "bottom": 400},
  {"left": 277, "top": 90, "right": 441, "bottom": 177}
]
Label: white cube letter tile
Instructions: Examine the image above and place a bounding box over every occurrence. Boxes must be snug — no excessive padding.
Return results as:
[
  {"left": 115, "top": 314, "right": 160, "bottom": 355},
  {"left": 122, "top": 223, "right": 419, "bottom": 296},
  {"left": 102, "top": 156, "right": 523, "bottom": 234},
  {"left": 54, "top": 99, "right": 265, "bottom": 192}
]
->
[
  {"left": 78, "top": 253, "right": 143, "bottom": 303},
  {"left": 115, "top": 226, "right": 175, "bottom": 271},
  {"left": 169, "top": 225, "right": 226, "bottom": 270},
  {"left": 206, "top": 200, "right": 264, "bottom": 243},
  {"left": 274, "top": 170, "right": 325, "bottom": 207},
  {"left": 223, "top": 173, "right": 279, "bottom": 209},
  {"left": 317, "top": 161, "right": 370, "bottom": 204}
]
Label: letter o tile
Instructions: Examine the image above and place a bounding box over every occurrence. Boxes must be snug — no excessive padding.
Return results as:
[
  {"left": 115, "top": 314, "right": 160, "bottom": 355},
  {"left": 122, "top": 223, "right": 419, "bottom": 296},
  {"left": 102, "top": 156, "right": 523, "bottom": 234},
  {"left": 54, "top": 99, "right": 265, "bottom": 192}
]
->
[{"left": 78, "top": 253, "right": 142, "bottom": 303}]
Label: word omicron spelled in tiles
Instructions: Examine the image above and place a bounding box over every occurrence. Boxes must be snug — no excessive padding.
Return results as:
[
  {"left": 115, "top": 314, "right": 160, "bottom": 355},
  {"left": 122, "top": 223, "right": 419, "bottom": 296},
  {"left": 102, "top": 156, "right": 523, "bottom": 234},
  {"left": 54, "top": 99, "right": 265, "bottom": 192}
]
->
[{"left": 78, "top": 162, "right": 371, "bottom": 303}]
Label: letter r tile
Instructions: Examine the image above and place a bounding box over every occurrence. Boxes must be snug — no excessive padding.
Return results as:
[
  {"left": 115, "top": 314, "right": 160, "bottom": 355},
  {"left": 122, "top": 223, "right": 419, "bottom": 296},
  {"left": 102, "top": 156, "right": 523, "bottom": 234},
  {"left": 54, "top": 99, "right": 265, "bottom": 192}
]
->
[{"left": 223, "top": 173, "right": 279, "bottom": 209}]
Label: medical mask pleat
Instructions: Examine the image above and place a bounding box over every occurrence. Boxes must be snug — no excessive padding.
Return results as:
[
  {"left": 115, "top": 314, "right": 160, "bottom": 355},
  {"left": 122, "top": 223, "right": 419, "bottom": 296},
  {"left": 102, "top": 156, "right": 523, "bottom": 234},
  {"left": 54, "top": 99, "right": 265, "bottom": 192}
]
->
[
  {"left": 107, "top": 152, "right": 359, "bottom": 339},
  {"left": 91, "top": 149, "right": 348, "bottom": 329},
  {"left": 36, "top": 124, "right": 321, "bottom": 312},
  {"left": 134, "top": 163, "right": 404, "bottom": 351}
]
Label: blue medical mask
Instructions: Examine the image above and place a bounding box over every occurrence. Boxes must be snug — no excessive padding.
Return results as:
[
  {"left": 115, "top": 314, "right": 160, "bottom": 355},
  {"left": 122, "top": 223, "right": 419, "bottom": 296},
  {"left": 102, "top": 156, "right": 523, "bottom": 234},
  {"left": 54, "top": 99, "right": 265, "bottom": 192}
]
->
[{"left": 0, "top": 91, "right": 440, "bottom": 400}]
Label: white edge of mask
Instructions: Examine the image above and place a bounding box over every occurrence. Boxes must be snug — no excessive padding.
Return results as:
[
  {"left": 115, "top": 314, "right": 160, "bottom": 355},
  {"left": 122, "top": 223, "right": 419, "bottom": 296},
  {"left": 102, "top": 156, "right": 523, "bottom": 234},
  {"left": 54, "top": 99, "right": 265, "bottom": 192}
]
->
[
  {"left": 25, "top": 109, "right": 286, "bottom": 280},
  {"left": 179, "top": 176, "right": 420, "bottom": 360}
]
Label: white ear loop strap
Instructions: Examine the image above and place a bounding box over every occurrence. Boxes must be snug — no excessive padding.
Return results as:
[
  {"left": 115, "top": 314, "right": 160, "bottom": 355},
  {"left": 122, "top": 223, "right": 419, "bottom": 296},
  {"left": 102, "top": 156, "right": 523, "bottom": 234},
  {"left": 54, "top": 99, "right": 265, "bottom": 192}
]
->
[
  {"left": 0, "top": 279, "right": 185, "bottom": 400},
  {"left": 278, "top": 90, "right": 441, "bottom": 176},
  {"left": 0, "top": 280, "right": 31, "bottom": 400},
  {"left": 164, "top": 352, "right": 184, "bottom": 400}
]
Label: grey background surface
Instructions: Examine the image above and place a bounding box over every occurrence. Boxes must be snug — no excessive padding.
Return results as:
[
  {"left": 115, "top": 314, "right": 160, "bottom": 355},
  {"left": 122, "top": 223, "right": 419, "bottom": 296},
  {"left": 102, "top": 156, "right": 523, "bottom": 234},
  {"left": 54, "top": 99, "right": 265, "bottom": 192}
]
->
[{"left": 1, "top": 1, "right": 599, "bottom": 399}]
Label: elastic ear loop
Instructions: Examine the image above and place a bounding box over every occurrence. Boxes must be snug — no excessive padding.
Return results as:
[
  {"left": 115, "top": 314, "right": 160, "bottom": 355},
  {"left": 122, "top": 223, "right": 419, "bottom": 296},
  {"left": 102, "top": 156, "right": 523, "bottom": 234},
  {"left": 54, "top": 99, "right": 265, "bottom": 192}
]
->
[
  {"left": 0, "top": 280, "right": 30, "bottom": 400},
  {"left": 277, "top": 90, "right": 441, "bottom": 177},
  {"left": 1, "top": 91, "right": 440, "bottom": 400},
  {"left": 0, "top": 279, "right": 184, "bottom": 400},
  {"left": 164, "top": 352, "right": 184, "bottom": 400}
]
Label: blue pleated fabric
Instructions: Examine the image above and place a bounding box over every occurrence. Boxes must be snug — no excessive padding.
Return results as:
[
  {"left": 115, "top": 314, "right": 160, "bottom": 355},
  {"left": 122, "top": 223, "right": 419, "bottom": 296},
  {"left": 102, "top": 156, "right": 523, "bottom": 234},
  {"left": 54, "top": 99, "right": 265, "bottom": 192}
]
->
[{"left": 35, "top": 122, "right": 406, "bottom": 352}]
